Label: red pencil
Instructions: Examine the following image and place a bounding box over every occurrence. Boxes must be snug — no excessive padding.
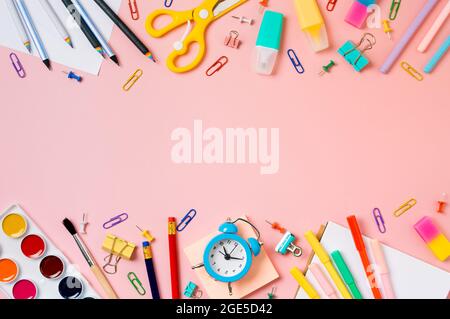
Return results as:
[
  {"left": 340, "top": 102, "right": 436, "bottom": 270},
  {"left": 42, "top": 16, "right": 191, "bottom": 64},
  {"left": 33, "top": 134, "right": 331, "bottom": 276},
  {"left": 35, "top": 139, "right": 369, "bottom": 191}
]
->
[
  {"left": 168, "top": 217, "right": 180, "bottom": 299},
  {"left": 347, "top": 215, "right": 383, "bottom": 299}
]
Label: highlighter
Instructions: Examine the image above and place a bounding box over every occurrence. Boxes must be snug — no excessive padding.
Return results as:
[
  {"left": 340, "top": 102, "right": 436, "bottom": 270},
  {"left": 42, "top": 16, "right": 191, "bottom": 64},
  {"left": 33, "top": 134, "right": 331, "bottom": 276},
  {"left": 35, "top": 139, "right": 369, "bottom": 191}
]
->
[
  {"left": 414, "top": 216, "right": 450, "bottom": 261},
  {"left": 254, "top": 10, "right": 284, "bottom": 75},
  {"left": 294, "top": 0, "right": 329, "bottom": 52}
]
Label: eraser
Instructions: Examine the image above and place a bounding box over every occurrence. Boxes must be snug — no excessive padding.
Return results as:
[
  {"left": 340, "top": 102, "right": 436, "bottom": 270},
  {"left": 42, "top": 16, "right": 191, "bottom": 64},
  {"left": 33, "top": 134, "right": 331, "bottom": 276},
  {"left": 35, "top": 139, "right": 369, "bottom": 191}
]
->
[
  {"left": 414, "top": 216, "right": 450, "bottom": 262},
  {"left": 345, "top": 1, "right": 369, "bottom": 29},
  {"left": 357, "top": 0, "right": 376, "bottom": 6}
]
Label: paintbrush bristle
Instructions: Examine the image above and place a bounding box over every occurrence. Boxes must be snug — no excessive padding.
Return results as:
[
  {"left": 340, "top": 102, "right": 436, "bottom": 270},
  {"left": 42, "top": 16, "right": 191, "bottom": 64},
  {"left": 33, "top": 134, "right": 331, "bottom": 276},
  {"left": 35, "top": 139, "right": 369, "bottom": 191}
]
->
[{"left": 62, "top": 218, "right": 77, "bottom": 235}]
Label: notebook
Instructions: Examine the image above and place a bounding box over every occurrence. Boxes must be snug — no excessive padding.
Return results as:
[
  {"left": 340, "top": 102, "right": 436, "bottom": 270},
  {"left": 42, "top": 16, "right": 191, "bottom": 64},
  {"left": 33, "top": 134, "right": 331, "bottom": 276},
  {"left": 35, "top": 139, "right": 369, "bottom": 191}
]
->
[
  {"left": 296, "top": 222, "right": 450, "bottom": 299},
  {"left": 0, "top": 0, "right": 122, "bottom": 75},
  {"left": 184, "top": 217, "right": 279, "bottom": 299}
]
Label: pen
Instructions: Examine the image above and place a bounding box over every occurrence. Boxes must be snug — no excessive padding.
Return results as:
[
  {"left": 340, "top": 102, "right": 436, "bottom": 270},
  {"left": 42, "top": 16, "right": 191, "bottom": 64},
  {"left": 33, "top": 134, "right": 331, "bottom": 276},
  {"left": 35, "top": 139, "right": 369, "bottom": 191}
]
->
[
  {"left": 290, "top": 267, "right": 320, "bottom": 299},
  {"left": 14, "top": 0, "right": 50, "bottom": 69},
  {"left": 168, "top": 217, "right": 180, "bottom": 299},
  {"left": 370, "top": 239, "right": 395, "bottom": 299},
  {"left": 71, "top": 0, "right": 119, "bottom": 65},
  {"left": 143, "top": 241, "right": 160, "bottom": 299},
  {"left": 61, "top": 0, "right": 104, "bottom": 55},
  {"left": 304, "top": 230, "right": 353, "bottom": 299},
  {"left": 93, "top": 0, "right": 156, "bottom": 62},
  {"left": 39, "top": 0, "right": 73, "bottom": 48},
  {"left": 347, "top": 215, "right": 382, "bottom": 299},
  {"left": 331, "top": 250, "right": 363, "bottom": 299},
  {"left": 62, "top": 218, "right": 118, "bottom": 299},
  {"left": 424, "top": 36, "right": 450, "bottom": 74},
  {"left": 5, "top": 0, "right": 31, "bottom": 52},
  {"left": 309, "top": 263, "right": 338, "bottom": 299}
]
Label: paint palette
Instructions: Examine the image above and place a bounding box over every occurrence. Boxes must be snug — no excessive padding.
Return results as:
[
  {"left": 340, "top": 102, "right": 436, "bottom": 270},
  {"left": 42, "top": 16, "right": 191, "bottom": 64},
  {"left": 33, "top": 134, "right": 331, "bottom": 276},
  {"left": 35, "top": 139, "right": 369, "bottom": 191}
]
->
[{"left": 0, "top": 204, "right": 100, "bottom": 299}]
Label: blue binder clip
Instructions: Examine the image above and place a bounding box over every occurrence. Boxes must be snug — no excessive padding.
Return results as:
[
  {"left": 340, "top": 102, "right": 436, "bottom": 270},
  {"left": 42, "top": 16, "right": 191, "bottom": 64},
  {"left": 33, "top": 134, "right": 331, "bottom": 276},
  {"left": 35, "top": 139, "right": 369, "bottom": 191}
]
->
[
  {"left": 183, "top": 281, "right": 202, "bottom": 298},
  {"left": 337, "top": 33, "right": 376, "bottom": 72},
  {"left": 275, "top": 232, "right": 302, "bottom": 257}
]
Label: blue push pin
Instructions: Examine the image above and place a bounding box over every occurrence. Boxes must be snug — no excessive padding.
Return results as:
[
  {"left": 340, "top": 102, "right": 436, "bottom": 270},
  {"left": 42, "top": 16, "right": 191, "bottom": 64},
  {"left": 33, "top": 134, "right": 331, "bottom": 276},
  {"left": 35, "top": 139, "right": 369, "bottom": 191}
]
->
[
  {"left": 63, "top": 71, "right": 82, "bottom": 82},
  {"left": 275, "top": 231, "right": 303, "bottom": 257}
]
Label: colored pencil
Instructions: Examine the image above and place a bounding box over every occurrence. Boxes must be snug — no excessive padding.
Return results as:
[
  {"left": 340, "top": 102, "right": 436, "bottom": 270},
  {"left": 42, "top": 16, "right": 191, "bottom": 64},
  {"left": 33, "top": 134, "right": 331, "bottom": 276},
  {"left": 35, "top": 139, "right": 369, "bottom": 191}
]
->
[
  {"left": 168, "top": 217, "right": 180, "bottom": 299},
  {"left": 14, "top": 0, "right": 50, "bottom": 69},
  {"left": 61, "top": 0, "right": 104, "bottom": 55},
  {"left": 5, "top": 0, "right": 31, "bottom": 52},
  {"left": 93, "top": 0, "right": 156, "bottom": 62},
  {"left": 39, "top": 0, "right": 73, "bottom": 48}
]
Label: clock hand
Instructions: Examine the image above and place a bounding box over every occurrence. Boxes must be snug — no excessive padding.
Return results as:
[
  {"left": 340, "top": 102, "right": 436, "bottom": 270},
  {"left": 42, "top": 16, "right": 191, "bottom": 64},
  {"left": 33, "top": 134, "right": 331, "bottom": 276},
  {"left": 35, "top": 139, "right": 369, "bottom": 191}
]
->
[
  {"left": 229, "top": 244, "right": 238, "bottom": 256},
  {"left": 223, "top": 246, "right": 229, "bottom": 256},
  {"left": 229, "top": 256, "right": 244, "bottom": 261}
]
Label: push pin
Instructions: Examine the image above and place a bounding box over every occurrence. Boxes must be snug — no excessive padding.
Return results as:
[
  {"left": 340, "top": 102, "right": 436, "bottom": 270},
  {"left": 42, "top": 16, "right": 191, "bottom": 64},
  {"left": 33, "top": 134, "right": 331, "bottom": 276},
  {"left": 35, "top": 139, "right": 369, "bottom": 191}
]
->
[
  {"left": 265, "top": 220, "right": 286, "bottom": 234},
  {"left": 259, "top": 0, "right": 269, "bottom": 13},
  {"left": 268, "top": 287, "right": 276, "bottom": 299},
  {"left": 319, "top": 60, "right": 336, "bottom": 76},
  {"left": 136, "top": 225, "right": 155, "bottom": 242},
  {"left": 63, "top": 71, "right": 82, "bottom": 82},
  {"left": 80, "top": 213, "right": 88, "bottom": 234},
  {"left": 275, "top": 231, "right": 303, "bottom": 257},
  {"left": 437, "top": 193, "right": 447, "bottom": 213},
  {"left": 224, "top": 31, "right": 241, "bottom": 49},
  {"left": 383, "top": 20, "right": 393, "bottom": 40},
  {"left": 232, "top": 15, "right": 253, "bottom": 25}
]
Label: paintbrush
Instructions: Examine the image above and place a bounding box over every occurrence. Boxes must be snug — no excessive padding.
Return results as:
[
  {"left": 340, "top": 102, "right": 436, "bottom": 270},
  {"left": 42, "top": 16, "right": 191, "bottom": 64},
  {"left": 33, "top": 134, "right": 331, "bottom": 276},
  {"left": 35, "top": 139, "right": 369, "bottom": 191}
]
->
[{"left": 62, "top": 218, "right": 118, "bottom": 299}]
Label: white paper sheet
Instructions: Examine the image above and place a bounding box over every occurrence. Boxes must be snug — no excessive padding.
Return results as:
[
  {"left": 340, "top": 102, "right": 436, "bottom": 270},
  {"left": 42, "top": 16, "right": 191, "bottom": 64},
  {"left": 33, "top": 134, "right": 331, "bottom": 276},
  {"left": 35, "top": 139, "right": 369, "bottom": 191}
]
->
[
  {"left": 296, "top": 222, "right": 450, "bottom": 299},
  {"left": 0, "top": 0, "right": 122, "bottom": 75}
]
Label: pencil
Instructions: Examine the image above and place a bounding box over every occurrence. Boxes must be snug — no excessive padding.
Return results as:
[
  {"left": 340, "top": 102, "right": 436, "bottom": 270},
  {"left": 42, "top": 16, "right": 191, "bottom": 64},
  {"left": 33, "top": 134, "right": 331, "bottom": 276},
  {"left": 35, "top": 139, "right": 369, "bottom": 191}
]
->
[
  {"left": 168, "top": 217, "right": 180, "bottom": 299},
  {"left": 71, "top": 0, "right": 119, "bottom": 65},
  {"left": 61, "top": 0, "right": 104, "bottom": 55},
  {"left": 142, "top": 241, "right": 160, "bottom": 299},
  {"left": 5, "top": 0, "right": 31, "bottom": 52},
  {"left": 93, "top": 0, "right": 156, "bottom": 62},
  {"left": 14, "top": 0, "right": 51, "bottom": 69},
  {"left": 38, "top": 0, "right": 73, "bottom": 47}
]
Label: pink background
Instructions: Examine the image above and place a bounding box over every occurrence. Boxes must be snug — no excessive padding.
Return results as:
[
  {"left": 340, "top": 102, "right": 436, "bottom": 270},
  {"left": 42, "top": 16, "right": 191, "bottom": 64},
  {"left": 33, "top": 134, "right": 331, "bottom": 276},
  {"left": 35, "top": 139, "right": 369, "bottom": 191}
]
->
[{"left": 0, "top": 0, "right": 449, "bottom": 299}]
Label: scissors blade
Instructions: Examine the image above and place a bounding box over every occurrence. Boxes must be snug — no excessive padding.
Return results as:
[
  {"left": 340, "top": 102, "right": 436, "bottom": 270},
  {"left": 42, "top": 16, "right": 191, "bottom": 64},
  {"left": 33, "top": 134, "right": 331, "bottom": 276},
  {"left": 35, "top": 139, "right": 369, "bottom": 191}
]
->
[{"left": 213, "top": 0, "right": 242, "bottom": 17}]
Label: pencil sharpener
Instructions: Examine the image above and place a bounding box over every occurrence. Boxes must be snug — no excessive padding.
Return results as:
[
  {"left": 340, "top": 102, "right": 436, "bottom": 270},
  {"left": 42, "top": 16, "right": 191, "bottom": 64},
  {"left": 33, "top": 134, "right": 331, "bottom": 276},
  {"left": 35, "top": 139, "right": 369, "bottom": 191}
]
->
[{"left": 275, "top": 232, "right": 302, "bottom": 257}]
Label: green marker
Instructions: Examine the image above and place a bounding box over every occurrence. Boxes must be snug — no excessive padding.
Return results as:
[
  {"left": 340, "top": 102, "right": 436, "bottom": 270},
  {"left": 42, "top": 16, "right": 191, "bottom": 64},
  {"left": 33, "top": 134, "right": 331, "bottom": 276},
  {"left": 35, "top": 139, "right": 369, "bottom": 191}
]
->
[{"left": 331, "top": 250, "right": 363, "bottom": 299}]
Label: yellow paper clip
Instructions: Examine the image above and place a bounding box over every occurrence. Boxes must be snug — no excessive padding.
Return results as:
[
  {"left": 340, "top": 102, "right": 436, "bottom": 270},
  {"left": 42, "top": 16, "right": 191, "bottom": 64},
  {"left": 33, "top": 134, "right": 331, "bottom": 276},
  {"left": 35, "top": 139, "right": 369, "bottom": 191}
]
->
[
  {"left": 128, "top": 272, "right": 146, "bottom": 295},
  {"left": 393, "top": 198, "right": 417, "bottom": 217},
  {"left": 400, "top": 62, "right": 423, "bottom": 81},
  {"left": 123, "top": 69, "right": 143, "bottom": 91}
]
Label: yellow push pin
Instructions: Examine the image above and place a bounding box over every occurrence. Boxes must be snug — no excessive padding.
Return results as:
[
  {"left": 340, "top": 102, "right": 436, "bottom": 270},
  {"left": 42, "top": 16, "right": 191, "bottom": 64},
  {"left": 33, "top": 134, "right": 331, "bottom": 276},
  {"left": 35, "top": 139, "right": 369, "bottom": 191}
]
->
[
  {"left": 136, "top": 225, "right": 154, "bottom": 242},
  {"left": 383, "top": 20, "right": 393, "bottom": 40}
]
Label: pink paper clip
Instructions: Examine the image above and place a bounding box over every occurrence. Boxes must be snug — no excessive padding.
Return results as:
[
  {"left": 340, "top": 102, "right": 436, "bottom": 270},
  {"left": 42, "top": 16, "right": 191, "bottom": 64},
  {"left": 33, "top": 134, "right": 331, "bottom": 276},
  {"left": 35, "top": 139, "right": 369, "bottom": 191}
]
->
[
  {"left": 128, "top": 0, "right": 139, "bottom": 20},
  {"left": 206, "top": 56, "right": 228, "bottom": 76},
  {"left": 224, "top": 31, "right": 240, "bottom": 49},
  {"left": 10, "top": 53, "right": 26, "bottom": 78},
  {"left": 327, "top": 0, "right": 338, "bottom": 12}
]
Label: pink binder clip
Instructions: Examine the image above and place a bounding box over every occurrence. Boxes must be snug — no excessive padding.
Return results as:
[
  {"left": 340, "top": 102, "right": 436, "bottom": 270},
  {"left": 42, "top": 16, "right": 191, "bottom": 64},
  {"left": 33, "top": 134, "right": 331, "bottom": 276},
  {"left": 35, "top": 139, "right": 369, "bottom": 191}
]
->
[{"left": 224, "top": 31, "right": 241, "bottom": 49}]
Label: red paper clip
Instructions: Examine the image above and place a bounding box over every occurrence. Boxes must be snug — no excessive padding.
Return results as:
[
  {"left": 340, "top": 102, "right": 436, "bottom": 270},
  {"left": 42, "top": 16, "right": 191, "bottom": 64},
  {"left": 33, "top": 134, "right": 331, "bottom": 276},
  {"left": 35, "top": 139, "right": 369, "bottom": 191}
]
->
[
  {"left": 327, "top": 0, "right": 338, "bottom": 12},
  {"left": 128, "top": 0, "right": 139, "bottom": 20},
  {"left": 206, "top": 56, "right": 228, "bottom": 76}
]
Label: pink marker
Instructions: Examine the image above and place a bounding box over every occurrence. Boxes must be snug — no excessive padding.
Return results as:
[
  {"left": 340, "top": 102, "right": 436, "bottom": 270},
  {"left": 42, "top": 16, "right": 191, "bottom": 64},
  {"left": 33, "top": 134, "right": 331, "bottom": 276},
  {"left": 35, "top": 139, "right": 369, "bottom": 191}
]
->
[
  {"left": 370, "top": 239, "right": 395, "bottom": 299},
  {"left": 309, "top": 263, "right": 338, "bottom": 299}
]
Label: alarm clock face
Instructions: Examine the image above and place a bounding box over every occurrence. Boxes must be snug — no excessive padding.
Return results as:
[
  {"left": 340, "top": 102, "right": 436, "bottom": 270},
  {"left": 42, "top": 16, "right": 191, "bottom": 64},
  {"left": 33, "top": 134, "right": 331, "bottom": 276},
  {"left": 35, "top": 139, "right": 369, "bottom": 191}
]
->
[{"left": 203, "top": 234, "right": 252, "bottom": 283}]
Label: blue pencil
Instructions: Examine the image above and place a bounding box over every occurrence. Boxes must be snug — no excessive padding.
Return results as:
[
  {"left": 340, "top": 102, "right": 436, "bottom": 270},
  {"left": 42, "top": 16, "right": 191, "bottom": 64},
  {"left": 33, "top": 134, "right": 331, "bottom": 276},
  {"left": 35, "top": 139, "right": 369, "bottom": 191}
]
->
[
  {"left": 424, "top": 36, "right": 450, "bottom": 73},
  {"left": 143, "top": 241, "right": 160, "bottom": 299},
  {"left": 14, "top": 0, "right": 50, "bottom": 69}
]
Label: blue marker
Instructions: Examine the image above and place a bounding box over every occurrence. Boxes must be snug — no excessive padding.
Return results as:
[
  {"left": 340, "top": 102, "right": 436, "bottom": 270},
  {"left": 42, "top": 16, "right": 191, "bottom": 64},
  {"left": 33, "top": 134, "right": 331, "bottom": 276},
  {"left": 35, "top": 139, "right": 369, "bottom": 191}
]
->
[
  {"left": 424, "top": 36, "right": 450, "bottom": 74},
  {"left": 14, "top": 0, "right": 50, "bottom": 69}
]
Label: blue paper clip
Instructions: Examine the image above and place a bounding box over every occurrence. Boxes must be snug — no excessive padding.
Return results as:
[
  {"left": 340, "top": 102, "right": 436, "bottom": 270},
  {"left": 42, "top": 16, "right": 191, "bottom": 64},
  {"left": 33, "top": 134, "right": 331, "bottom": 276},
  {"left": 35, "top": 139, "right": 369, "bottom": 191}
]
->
[
  {"left": 103, "top": 213, "right": 129, "bottom": 229},
  {"left": 164, "top": 0, "right": 173, "bottom": 8},
  {"left": 176, "top": 209, "right": 197, "bottom": 232},
  {"left": 10, "top": 53, "right": 26, "bottom": 78},
  {"left": 275, "top": 231, "right": 302, "bottom": 257},
  {"left": 287, "top": 49, "right": 304, "bottom": 74},
  {"left": 373, "top": 208, "right": 386, "bottom": 233}
]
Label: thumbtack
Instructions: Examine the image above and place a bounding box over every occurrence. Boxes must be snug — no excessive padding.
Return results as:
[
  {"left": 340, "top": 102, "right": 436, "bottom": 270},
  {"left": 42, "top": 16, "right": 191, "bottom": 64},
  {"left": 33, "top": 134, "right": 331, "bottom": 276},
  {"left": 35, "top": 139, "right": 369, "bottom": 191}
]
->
[
  {"left": 136, "top": 225, "right": 155, "bottom": 242},
  {"left": 319, "top": 60, "right": 336, "bottom": 76},
  {"left": 80, "top": 213, "right": 88, "bottom": 234},
  {"left": 232, "top": 15, "right": 253, "bottom": 25},
  {"left": 268, "top": 287, "right": 276, "bottom": 299},
  {"left": 383, "top": 20, "right": 393, "bottom": 40},
  {"left": 63, "top": 71, "right": 82, "bottom": 82}
]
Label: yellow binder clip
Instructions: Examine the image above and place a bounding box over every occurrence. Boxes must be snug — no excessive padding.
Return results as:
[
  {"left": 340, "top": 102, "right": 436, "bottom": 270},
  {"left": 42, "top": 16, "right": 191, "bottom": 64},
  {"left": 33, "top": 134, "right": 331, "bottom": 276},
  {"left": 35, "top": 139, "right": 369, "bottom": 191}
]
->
[
  {"left": 393, "top": 198, "right": 417, "bottom": 217},
  {"left": 102, "top": 234, "right": 136, "bottom": 274},
  {"left": 400, "top": 62, "right": 423, "bottom": 81}
]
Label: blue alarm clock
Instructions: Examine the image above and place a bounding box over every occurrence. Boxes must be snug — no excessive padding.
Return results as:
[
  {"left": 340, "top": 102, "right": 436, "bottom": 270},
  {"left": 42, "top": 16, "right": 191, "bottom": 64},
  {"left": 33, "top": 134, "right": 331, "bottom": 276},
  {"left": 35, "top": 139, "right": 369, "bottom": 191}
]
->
[{"left": 194, "top": 218, "right": 262, "bottom": 295}]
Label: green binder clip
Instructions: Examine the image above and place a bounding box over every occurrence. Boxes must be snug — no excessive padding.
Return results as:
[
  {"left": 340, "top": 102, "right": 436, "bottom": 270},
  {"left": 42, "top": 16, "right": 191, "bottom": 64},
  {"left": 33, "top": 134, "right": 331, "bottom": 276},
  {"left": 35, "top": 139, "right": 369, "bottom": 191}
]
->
[{"left": 338, "top": 33, "right": 376, "bottom": 72}]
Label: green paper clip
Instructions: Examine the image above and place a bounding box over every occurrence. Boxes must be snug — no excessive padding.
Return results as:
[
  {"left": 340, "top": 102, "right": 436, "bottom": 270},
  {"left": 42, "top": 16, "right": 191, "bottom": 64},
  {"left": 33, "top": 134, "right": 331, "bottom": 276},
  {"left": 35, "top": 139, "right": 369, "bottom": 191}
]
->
[
  {"left": 128, "top": 272, "right": 146, "bottom": 296},
  {"left": 389, "top": 0, "right": 401, "bottom": 20}
]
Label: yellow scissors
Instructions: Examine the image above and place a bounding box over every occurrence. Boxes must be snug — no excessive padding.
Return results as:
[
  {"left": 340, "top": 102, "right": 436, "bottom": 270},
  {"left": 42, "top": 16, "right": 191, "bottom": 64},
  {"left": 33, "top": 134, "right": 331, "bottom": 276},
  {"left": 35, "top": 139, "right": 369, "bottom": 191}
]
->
[{"left": 145, "top": 0, "right": 247, "bottom": 73}]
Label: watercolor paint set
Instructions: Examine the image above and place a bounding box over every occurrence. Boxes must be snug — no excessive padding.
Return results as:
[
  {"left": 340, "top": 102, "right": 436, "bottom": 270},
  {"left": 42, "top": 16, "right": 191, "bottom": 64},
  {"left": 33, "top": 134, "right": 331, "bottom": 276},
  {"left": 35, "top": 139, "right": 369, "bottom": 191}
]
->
[{"left": 0, "top": 204, "right": 99, "bottom": 299}]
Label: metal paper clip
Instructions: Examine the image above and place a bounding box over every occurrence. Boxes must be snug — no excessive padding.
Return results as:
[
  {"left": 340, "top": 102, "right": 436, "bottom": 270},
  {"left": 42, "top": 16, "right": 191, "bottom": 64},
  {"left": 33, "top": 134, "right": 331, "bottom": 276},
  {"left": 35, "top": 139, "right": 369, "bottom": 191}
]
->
[
  {"left": 128, "top": 0, "right": 139, "bottom": 20},
  {"left": 176, "top": 209, "right": 197, "bottom": 232},
  {"left": 372, "top": 208, "right": 386, "bottom": 233},
  {"left": 224, "top": 31, "right": 240, "bottom": 49},
  {"left": 287, "top": 49, "right": 304, "bottom": 74},
  {"left": 164, "top": 0, "right": 173, "bottom": 8},
  {"left": 206, "top": 56, "right": 228, "bottom": 76},
  {"left": 401, "top": 62, "right": 423, "bottom": 81},
  {"left": 389, "top": 0, "right": 401, "bottom": 20},
  {"left": 128, "top": 272, "right": 146, "bottom": 295},
  {"left": 123, "top": 69, "right": 143, "bottom": 91},
  {"left": 393, "top": 198, "right": 417, "bottom": 217},
  {"left": 327, "top": 0, "right": 337, "bottom": 12},
  {"left": 103, "top": 213, "right": 129, "bottom": 229},
  {"left": 10, "top": 53, "right": 26, "bottom": 78}
]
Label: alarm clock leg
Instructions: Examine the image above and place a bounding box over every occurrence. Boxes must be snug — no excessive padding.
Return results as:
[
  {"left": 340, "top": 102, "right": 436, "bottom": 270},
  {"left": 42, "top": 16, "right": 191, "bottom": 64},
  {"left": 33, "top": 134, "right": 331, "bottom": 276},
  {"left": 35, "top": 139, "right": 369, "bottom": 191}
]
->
[{"left": 228, "top": 282, "right": 233, "bottom": 296}]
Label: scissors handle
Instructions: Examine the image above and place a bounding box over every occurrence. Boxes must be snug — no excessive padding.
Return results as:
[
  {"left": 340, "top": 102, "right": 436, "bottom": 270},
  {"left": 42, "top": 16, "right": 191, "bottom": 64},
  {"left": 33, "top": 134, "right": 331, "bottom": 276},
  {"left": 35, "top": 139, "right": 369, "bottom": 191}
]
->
[
  {"left": 145, "top": 9, "right": 192, "bottom": 38},
  {"left": 166, "top": 28, "right": 207, "bottom": 73}
]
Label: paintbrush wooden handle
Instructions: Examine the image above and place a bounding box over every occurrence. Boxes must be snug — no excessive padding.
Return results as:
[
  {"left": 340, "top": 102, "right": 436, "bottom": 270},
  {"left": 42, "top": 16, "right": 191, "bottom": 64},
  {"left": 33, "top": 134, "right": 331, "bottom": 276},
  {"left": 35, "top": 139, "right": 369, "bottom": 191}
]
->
[{"left": 91, "top": 264, "right": 118, "bottom": 299}]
